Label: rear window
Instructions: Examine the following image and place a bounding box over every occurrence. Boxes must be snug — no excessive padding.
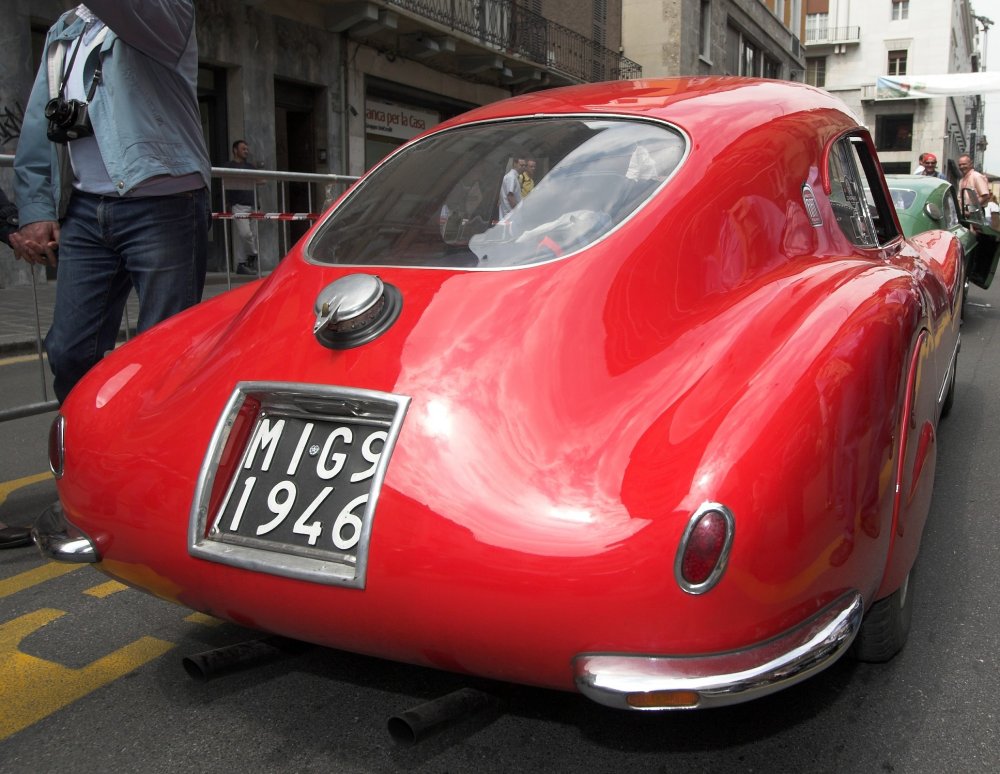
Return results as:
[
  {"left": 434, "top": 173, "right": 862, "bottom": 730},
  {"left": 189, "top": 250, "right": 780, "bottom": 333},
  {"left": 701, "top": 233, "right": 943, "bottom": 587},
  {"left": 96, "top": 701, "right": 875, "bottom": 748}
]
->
[
  {"left": 308, "top": 117, "right": 686, "bottom": 269},
  {"left": 889, "top": 188, "right": 917, "bottom": 210}
]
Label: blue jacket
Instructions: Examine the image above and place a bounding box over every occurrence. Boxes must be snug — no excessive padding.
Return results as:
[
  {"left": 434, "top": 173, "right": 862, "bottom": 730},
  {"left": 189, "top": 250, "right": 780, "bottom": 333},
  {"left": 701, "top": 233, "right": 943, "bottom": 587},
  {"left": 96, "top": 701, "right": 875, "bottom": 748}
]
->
[{"left": 14, "top": 0, "right": 211, "bottom": 226}]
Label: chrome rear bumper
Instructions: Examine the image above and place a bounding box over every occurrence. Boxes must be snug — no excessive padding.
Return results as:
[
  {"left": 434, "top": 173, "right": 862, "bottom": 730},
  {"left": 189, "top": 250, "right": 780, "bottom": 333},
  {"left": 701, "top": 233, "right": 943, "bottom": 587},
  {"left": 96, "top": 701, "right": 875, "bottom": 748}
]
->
[
  {"left": 32, "top": 501, "right": 101, "bottom": 563},
  {"left": 573, "top": 591, "right": 863, "bottom": 710}
]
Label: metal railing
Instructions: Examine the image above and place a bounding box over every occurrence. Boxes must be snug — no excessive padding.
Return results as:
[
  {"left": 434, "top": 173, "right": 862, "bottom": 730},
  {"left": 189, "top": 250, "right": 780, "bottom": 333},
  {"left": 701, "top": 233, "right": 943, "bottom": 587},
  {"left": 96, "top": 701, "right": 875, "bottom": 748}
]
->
[
  {"left": 0, "top": 153, "right": 357, "bottom": 422},
  {"left": 386, "top": 0, "right": 641, "bottom": 82},
  {"left": 804, "top": 26, "right": 862, "bottom": 45}
]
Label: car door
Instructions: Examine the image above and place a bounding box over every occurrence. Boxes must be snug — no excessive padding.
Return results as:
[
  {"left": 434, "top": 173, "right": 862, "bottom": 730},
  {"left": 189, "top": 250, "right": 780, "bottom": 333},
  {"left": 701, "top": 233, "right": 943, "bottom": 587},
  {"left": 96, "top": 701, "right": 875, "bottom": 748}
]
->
[{"left": 959, "top": 187, "right": 1000, "bottom": 289}]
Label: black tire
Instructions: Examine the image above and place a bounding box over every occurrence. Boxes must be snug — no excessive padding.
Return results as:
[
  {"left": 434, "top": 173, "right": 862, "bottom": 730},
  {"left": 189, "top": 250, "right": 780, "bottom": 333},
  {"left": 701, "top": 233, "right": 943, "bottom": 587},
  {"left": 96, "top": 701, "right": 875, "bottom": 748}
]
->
[{"left": 851, "top": 571, "right": 914, "bottom": 663}]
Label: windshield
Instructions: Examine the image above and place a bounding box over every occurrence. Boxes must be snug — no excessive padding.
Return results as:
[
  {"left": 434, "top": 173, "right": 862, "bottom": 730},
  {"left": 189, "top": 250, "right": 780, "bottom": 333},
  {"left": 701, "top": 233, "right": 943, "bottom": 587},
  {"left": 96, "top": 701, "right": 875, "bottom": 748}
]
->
[{"left": 308, "top": 117, "right": 686, "bottom": 269}]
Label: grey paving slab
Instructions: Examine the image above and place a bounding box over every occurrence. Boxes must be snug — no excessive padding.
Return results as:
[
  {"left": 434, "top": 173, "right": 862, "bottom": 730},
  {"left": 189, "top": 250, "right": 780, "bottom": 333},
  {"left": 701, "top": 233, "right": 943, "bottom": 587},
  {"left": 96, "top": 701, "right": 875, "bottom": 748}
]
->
[{"left": 0, "top": 272, "right": 257, "bottom": 355}]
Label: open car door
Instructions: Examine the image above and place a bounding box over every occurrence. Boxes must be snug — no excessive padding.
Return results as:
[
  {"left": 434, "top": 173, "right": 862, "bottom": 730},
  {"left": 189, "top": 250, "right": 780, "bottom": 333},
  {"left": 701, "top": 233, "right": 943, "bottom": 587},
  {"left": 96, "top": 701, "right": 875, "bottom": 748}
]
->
[{"left": 960, "top": 187, "right": 1000, "bottom": 289}]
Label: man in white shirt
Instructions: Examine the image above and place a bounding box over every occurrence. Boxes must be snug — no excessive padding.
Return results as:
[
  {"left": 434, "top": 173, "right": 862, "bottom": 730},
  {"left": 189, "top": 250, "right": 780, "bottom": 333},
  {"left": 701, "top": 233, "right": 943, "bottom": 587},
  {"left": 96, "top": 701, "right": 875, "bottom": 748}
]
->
[{"left": 498, "top": 156, "right": 526, "bottom": 220}]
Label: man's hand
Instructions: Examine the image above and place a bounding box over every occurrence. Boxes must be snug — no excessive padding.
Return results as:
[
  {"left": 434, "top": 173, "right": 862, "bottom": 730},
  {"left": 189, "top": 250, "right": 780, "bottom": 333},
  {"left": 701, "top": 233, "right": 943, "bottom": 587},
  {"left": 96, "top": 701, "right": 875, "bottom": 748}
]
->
[{"left": 12, "top": 220, "right": 60, "bottom": 266}]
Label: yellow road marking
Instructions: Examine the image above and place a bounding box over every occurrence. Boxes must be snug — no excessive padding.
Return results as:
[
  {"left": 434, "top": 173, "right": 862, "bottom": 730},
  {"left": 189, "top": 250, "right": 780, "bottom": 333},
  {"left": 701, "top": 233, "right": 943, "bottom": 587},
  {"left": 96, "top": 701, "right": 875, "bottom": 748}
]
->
[
  {"left": 185, "top": 611, "right": 223, "bottom": 626},
  {"left": 0, "top": 471, "right": 53, "bottom": 507},
  {"left": 0, "top": 563, "right": 82, "bottom": 600},
  {"left": 0, "top": 353, "right": 47, "bottom": 367},
  {"left": 84, "top": 580, "right": 128, "bottom": 599},
  {"left": 0, "top": 608, "right": 174, "bottom": 740}
]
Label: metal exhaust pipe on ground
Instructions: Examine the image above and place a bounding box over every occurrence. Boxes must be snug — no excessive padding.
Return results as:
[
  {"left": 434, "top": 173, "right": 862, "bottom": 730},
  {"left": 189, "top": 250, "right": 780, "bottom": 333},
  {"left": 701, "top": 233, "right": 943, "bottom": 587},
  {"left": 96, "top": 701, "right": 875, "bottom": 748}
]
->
[
  {"left": 387, "top": 687, "right": 494, "bottom": 745},
  {"left": 182, "top": 636, "right": 304, "bottom": 681}
]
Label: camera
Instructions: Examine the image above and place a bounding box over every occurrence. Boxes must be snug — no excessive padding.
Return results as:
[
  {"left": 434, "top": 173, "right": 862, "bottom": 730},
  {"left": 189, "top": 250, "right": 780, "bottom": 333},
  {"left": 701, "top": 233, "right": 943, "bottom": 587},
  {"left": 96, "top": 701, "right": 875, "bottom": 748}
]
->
[{"left": 45, "top": 97, "right": 94, "bottom": 143}]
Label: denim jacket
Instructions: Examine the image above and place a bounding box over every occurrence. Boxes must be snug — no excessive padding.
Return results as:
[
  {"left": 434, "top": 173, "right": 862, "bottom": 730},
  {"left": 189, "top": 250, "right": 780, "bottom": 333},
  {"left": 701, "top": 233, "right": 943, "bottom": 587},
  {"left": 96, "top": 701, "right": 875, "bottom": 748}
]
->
[{"left": 14, "top": 1, "right": 211, "bottom": 227}]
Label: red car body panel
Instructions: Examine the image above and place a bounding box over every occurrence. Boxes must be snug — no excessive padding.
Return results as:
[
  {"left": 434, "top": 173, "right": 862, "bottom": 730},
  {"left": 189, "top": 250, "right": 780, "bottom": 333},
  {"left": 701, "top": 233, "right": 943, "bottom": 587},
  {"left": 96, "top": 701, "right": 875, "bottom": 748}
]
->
[{"left": 46, "top": 78, "right": 962, "bottom": 704}]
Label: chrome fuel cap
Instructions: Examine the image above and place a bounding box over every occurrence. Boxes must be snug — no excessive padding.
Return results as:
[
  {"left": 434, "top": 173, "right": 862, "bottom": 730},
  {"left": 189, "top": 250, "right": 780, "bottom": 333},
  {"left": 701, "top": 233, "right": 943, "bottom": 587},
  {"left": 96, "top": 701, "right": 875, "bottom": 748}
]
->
[{"left": 313, "top": 274, "right": 402, "bottom": 349}]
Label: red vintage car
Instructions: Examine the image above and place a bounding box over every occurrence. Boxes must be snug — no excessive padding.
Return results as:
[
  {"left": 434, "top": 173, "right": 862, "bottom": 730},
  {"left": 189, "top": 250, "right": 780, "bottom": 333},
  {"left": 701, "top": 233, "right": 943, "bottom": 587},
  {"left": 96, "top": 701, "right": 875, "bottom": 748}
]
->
[{"left": 37, "top": 77, "right": 963, "bottom": 710}]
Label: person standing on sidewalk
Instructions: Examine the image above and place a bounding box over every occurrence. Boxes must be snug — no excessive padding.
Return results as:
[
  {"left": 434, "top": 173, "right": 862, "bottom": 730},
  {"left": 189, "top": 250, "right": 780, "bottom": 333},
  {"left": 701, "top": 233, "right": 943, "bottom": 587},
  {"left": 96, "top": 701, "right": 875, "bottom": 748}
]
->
[
  {"left": 11, "top": 1, "right": 211, "bottom": 405},
  {"left": 221, "top": 139, "right": 259, "bottom": 275}
]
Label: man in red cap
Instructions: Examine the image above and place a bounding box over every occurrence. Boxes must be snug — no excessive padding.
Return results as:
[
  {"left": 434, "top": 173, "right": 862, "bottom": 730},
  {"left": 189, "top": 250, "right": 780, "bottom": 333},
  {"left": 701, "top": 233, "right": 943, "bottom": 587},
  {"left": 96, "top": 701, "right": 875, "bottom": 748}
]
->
[{"left": 916, "top": 153, "right": 946, "bottom": 179}]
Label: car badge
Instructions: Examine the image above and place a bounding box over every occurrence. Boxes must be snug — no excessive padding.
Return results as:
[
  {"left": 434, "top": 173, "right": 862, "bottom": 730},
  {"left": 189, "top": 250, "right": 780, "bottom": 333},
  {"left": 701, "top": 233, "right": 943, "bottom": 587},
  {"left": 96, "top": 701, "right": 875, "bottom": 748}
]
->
[{"left": 802, "top": 184, "right": 823, "bottom": 227}]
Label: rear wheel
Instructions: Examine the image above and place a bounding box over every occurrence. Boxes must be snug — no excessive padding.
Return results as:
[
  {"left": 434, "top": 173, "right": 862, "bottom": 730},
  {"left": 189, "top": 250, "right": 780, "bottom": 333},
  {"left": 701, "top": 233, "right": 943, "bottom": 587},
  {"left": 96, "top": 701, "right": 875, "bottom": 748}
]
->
[{"left": 851, "top": 571, "right": 914, "bottom": 663}]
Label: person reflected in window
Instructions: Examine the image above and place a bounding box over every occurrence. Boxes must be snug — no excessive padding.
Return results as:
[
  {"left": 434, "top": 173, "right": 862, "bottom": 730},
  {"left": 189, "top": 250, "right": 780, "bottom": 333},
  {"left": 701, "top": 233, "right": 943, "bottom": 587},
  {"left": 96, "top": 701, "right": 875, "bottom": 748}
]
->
[{"left": 498, "top": 156, "right": 526, "bottom": 220}]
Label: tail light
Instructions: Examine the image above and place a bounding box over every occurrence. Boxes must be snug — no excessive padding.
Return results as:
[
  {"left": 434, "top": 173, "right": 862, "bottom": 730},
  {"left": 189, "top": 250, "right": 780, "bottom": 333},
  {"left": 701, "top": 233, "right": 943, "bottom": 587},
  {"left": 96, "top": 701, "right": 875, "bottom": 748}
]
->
[
  {"left": 48, "top": 414, "right": 65, "bottom": 479},
  {"left": 675, "top": 503, "right": 734, "bottom": 594}
]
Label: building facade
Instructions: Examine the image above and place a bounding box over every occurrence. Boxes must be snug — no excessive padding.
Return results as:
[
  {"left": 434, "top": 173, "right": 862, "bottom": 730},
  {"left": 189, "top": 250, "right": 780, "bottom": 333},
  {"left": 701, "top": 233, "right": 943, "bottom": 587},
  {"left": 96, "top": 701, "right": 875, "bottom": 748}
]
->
[
  {"left": 622, "top": 1, "right": 806, "bottom": 81},
  {"left": 0, "top": 0, "right": 639, "bottom": 287},
  {"left": 803, "top": 0, "right": 985, "bottom": 180}
]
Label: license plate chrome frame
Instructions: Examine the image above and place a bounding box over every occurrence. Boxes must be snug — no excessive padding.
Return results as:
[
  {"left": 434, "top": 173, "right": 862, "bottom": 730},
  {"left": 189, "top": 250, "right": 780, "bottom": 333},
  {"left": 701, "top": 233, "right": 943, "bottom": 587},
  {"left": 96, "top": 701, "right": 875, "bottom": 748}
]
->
[{"left": 189, "top": 382, "right": 409, "bottom": 588}]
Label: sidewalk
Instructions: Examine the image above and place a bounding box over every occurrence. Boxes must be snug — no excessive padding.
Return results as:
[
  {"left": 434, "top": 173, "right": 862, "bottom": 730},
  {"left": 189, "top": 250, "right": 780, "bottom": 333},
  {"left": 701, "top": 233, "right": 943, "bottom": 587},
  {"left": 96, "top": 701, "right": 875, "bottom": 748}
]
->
[{"left": 0, "top": 272, "right": 258, "bottom": 356}]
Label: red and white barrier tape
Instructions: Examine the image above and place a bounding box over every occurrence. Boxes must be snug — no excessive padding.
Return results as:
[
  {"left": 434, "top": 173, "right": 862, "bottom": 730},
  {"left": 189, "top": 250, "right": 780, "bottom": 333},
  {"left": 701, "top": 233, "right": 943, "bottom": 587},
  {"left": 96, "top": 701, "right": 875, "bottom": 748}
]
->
[{"left": 213, "top": 211, "right": 321, "bottom": 221}]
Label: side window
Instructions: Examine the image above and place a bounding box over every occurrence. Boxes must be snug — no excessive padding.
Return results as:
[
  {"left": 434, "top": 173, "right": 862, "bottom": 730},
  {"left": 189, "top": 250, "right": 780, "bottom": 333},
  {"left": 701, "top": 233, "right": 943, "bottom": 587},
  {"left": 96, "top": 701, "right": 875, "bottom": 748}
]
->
[{"left": 827, "top": 135, "right": 899, "bottom": 247}]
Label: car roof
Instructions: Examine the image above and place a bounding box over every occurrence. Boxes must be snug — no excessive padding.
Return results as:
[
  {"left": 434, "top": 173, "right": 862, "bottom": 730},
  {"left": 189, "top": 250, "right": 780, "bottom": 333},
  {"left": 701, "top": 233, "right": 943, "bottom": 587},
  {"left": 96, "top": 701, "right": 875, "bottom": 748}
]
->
[
  {"left": 431, "top": 77, "right": 860, "bottom": 138},
  {"left": 885, "top": 174, "right": 950, "bottom": 192}
]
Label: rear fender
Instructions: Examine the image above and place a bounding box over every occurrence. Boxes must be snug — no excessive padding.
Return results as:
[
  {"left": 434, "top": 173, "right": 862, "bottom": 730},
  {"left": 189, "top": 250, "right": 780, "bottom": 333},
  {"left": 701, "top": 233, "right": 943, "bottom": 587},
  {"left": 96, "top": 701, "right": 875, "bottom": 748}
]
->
[{"left": 877, "top": 329, "right": 936, "bottom": 600}]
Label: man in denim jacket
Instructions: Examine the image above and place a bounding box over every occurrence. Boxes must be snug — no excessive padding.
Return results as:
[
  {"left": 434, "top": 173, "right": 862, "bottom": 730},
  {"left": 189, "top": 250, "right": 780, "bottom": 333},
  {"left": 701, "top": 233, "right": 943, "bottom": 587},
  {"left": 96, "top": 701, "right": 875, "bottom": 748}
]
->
[{"left": 12, "top": 1, "right": 211, "bottom": 403}]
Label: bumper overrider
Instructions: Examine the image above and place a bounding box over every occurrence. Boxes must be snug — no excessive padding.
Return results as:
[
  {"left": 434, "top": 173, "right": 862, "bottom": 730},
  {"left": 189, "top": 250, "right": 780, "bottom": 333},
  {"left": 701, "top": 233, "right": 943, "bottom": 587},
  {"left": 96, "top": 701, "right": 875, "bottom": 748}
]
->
[
  {"left": 33, "top": 501, "right": 101, "bottom": 563},
  {"left": 573, "top": 591, "right": 863, "bottom": 710}
]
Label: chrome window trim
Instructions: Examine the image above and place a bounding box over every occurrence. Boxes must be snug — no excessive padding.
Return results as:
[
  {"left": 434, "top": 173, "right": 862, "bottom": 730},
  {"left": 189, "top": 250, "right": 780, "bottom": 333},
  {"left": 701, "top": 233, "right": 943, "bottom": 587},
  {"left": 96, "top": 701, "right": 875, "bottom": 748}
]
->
[
  {"left": 303, "top": 112, "right": 691, "bottom": 272},
  {"left": 188, "top": 381, "right": 410, "bottom": 588}
]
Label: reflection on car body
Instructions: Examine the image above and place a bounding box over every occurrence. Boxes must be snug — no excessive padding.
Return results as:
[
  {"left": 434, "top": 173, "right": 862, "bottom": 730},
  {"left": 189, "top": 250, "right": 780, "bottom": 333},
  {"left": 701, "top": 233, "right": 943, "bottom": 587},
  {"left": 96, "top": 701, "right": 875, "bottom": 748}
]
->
[{"left": 37, "top": 77, "right": 970, "bottom": 711}]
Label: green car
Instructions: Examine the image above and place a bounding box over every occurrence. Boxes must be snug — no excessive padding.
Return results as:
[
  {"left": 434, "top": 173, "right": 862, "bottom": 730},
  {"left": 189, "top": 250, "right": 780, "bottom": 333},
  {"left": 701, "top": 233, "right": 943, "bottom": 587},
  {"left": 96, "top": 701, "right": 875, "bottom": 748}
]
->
[{"left": 886, "top": 174, "right": 1000, "bottom": 292}]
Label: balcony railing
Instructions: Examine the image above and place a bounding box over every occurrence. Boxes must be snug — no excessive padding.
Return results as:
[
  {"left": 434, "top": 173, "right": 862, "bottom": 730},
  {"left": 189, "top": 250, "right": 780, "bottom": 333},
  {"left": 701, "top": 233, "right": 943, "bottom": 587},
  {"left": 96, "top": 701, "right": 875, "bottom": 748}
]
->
[
  {"left": 386, "top": 0, "right": 641, "bottom": 82},
  {"left": 804, "top": 26, "right": 861, "bottom": 44}
]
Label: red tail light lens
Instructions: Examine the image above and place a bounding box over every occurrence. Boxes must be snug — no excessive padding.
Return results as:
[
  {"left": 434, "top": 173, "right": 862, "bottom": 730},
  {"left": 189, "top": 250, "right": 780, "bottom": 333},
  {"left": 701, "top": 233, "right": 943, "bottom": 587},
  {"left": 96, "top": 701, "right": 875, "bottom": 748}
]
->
[
  {"left": 48, "top": 414, "right": 65, "bottom": 479},
  {"left": 675, "top": 504, "right": 734, "bottom": 594}
]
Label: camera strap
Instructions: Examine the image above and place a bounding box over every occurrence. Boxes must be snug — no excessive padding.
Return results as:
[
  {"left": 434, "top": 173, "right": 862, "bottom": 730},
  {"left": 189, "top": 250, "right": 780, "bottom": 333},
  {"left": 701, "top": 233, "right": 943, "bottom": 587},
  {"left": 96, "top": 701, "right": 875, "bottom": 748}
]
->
[{"left": 47, "top": 20, "right": 108, "bottom": 102}]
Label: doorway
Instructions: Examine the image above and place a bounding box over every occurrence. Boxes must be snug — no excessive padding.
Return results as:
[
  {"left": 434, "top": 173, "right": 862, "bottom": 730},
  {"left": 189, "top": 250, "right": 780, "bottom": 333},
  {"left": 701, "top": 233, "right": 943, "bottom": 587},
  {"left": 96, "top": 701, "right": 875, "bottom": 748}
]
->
[{"left": 275, "top": 79, "right": 320, "bottom": 247}]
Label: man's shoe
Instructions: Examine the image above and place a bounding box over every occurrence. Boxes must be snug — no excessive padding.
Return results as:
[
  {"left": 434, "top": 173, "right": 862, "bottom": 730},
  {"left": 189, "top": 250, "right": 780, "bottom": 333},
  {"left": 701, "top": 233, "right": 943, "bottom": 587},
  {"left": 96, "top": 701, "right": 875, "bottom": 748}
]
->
[
  {"left": 236, "top": 263, "right": 255, "bottom": 276},
  {"left": 0, "top": 525, "right": 32, "bottom": 548}
]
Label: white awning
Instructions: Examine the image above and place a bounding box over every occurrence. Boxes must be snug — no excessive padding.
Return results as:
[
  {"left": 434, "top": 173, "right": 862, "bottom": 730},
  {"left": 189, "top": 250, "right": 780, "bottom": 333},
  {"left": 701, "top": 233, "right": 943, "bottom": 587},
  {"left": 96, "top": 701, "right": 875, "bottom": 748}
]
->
[{"left": 877, "top": 73, "right": 1000, "bottom": 98}]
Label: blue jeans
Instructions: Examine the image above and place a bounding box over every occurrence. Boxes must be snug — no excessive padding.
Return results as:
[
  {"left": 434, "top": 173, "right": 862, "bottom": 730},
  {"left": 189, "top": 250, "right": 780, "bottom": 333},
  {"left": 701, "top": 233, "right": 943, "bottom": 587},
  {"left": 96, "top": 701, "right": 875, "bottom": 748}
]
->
[{"left": 45, "top": 188, "right": 209, "bottom": 402}]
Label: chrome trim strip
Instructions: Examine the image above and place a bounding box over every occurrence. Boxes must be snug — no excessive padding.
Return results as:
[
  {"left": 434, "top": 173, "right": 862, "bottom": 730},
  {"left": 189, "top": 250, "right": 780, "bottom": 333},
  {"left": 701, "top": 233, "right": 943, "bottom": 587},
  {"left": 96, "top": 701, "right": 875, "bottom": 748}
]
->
[
  {"left": 32, "top": 501, "right": 101, "bottom": 563},
  {"left": 673, "top": 502, "right": 735, "bottom": 595},
  {"left": 188, "top": 382, "right": 410, "bottom": 589},
  {"left": 937, "top": 333, "right": 961, "bottom": 405},
  {"left": 573, "top": 591, "right": 863, "bottom": 710}
]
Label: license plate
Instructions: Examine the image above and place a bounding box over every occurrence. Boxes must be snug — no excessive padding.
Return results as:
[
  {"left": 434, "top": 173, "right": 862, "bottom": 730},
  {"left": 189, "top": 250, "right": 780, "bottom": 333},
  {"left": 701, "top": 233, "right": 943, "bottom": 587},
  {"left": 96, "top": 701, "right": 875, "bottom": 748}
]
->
[
  {"left": 209, "top": 414, "right": 386, "bottom": 562},
  {"left": 190, "top": 383, "right": 410, "bottom": 588}
]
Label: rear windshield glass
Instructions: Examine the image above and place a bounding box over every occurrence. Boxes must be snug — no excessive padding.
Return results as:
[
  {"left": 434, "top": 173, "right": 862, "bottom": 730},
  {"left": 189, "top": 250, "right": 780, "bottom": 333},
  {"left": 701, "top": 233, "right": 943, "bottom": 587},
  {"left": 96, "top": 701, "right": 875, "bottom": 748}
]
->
[
  {"left": 888, "top": 188, "right": 917, "bottom": 210},
  {"left": 307, "top": 117, "right": 686, "bottom": 269}
]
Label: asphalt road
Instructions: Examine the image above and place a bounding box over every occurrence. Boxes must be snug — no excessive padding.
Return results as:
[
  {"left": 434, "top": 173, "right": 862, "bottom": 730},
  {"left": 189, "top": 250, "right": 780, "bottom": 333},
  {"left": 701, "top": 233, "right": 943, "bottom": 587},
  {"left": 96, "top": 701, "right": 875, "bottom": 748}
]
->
[{"left": 1, "top": 285, "right": 999, "bottom": 773}]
